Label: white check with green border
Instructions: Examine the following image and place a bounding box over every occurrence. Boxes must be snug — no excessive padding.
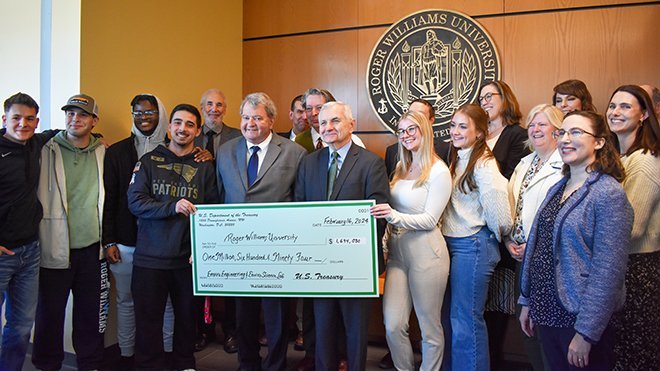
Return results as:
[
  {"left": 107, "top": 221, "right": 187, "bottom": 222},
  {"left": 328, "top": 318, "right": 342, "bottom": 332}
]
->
[{"left": 190, "top": 200, "right": 379, "bottom": 297}]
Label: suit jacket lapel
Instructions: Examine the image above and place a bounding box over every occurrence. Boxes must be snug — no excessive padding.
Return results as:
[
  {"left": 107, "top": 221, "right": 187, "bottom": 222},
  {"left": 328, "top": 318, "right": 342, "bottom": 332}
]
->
[
  {"left": 329, "top": 143, "right": 359, "bottom": 200},
  {"left": 254, "top": 135, "right": 282, "bottom": 186},
  {"left": 526, "top": 150, "right": 562, "bottom": 190},
  {"left": 316, "top": 148, "right": 329, "bottom": 199},
  {"left": 236, "top": 138, "right": 248, "bottom": 191}
]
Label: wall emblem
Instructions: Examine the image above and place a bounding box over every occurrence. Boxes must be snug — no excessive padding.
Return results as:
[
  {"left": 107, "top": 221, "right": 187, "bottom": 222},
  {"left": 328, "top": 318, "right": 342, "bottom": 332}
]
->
[{"left": 366, "top": 9, "right": 501, "bottom": 138}]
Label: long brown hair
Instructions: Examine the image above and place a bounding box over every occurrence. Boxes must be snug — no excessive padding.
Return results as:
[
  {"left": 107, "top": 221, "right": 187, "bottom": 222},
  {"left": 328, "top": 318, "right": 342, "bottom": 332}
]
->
[
  {"left": 448, "top": 103, "right": 494, "bottom": 192},
  {"left": 608, "top": 85, "right": 659, "bottom": 157},
  {"left": 479, "top": 80, "right": 522, "bottom": 126},
  {"left": 561, "top": 111, "right": 626, "bottom": 182}
]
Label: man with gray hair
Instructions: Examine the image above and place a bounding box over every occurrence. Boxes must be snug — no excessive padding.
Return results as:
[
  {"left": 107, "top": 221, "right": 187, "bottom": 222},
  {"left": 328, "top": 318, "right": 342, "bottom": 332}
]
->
[
  {"left": 295, "top": 101, "right": 389, "bottom": 371},
  {"left": 195, "top": 88, "right": 241, "bottom": 158},
  {"left": 216, "top": 92, "right": 307, "bottom": 371},
  {"left": 194, "top": 88, "right": 241, "bottom": 353}
]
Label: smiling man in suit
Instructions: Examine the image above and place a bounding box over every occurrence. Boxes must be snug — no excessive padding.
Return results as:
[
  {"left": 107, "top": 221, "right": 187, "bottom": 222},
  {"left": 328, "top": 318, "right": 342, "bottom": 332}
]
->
[
  {"left": 216, "top": 92, "right": 307, "bottom": 371},
  {"left": 295, "top": 101, "right": 390, "bottom": 371}
]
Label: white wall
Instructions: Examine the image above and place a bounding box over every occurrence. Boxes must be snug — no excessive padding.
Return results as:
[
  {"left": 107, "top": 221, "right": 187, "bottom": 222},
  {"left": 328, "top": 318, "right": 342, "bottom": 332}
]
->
[{"left": 0, "top": 0, "right": 80, "bottom": 130}]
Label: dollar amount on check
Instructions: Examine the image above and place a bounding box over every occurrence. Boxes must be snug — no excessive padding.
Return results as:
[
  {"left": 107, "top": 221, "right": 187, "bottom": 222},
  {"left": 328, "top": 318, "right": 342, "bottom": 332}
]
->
[{"left": 190, "top": 200, "right": 379, "bottom": 297}]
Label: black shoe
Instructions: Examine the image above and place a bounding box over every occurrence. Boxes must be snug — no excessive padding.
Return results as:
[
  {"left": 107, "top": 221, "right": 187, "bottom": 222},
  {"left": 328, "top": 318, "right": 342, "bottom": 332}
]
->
[
  {"left": 224, "top": 334, "right": 239, "bottom": 353},
  {"left": 378, "top": 352, "right": 394, "bottom": 369},
  {"left": 194, "top": 333, "right": 213, "bottom": 352},
  {"left": 119, "top": 355, "right": 135, "bottom": 370}
]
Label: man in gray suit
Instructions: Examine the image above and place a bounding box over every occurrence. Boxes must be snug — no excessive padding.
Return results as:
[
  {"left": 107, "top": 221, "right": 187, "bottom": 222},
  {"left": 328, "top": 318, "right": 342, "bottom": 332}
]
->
[
  {"left": 295, "top": 101, "right": 390, "bottom": 371},
  {"left": 216, "top": 92, "right": 307, "bottom": 371}
]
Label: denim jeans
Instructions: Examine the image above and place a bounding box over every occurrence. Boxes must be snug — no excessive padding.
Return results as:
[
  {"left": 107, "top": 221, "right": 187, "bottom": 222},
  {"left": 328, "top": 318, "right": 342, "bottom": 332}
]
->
[
  {"left": 109, "top": 244, "right": 174, "bottom": 356},
  {"left": 444, "top": 227, "right": 500, "bottom": 371},
  {"left": 0, "top": 240, "right": 40, "bottom": 371}
]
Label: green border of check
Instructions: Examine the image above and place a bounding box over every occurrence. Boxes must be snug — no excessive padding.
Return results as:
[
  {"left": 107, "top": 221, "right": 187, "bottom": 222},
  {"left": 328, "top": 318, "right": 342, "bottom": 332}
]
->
[{"left": 190, "top": 200, "right": 379, "bottom": 297}]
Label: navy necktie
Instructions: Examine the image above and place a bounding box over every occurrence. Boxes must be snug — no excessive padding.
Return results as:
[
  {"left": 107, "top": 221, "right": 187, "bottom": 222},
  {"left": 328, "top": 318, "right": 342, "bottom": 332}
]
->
[{"left": 247, "top": 146, "right": 259, "bottom": 187}]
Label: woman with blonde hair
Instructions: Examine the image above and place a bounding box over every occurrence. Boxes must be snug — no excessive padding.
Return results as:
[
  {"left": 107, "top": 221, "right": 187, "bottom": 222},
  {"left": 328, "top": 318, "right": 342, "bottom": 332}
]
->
[
  {"left": 371, "top": 111, "right": 452, "bottom": 371},
  {"left": 506, "top": 104, "right": 565, "bottom": 370}
]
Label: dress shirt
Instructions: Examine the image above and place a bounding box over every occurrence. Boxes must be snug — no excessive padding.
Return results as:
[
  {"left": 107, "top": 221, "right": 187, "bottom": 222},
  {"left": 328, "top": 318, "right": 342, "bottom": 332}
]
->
[{"left": 245, "top": 132, "right": 273, "bottom": 170}]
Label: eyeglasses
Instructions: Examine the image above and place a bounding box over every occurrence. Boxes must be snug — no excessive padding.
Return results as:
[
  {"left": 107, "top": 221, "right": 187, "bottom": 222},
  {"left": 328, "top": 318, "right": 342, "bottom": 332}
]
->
[
  {"left": 478, "top": 92, "right": 500, "bottom": 104},
  {"left": 396, "top": 125, "right": 418, "bottom": 137},
  {"left": 132, "top": 110, "right": 158, "bottom": 117},
  {"left": 552, "top": 128, "right": 599, "bottom": 140}
]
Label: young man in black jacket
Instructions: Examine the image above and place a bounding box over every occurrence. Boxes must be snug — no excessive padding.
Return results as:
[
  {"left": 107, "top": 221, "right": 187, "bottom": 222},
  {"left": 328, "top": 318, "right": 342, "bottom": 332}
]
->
[
  {"left": 127, "top": 103, "right": 218, "bottom": 370},
  {"left": 0, "top": 93, "right": 57, "bottom": 371},
  {"left": 102, "top": 94, "right": 175, "bottom": 368}
]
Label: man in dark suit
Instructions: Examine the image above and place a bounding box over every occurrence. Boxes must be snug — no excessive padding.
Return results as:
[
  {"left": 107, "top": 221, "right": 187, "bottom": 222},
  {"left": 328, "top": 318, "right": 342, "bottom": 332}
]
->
[
  {"left": 216, "top": 92, "right": 307, "bottom": 371},
  {"left": 384, "top": 98, "right": 451, "bottom": 177},
  {"left": 295, "top": 88, "right": 365, "bottom": 153},
  {"left": 193, "top": 88, "right": 242, "bottom": 353},
  {"left": 278, "top": 95, "right": 307, "bottom": 141},
  {"left": 195, "top": 88, "right": 242, "bottom": 158},
  {"left": 295, "top": 101, "right": 390, "bottom": 371}
]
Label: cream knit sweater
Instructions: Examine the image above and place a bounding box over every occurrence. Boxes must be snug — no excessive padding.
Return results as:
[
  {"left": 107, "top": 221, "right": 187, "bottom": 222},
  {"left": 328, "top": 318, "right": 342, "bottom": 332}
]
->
[
  {"left": 442, "top": 147, "right": 512, "bottom": 242},
  {"left": 621, "top": 149, "right": 660, "bottom": 254}
]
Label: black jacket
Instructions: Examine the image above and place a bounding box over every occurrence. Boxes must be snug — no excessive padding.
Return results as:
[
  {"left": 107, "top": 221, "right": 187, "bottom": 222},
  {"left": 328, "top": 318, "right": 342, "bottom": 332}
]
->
[
  {"left": 0, "top": 129, "right": 57, "bottom": 249},
  {"left": 491, "top": 124, "right": 530, "bottom": 180},
  {"left": 102, "top": 135, "right": 140, "bottom": 246},
  {"left": 127, "top": 145, "right": 219, "bottom": 269}
]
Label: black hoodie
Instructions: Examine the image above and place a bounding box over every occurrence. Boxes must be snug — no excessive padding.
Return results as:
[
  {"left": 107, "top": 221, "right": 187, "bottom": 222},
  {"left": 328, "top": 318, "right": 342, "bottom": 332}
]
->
[
  {"left": 127, "top": 144, "right": 219, "bottom": 269},
  {"left": 0, "top": 129, "right": 58, "bottom": 249}
]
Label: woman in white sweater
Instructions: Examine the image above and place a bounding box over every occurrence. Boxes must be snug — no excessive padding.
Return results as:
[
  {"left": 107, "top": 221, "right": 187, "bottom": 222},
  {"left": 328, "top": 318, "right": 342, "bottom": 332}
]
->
[
  {"left": 441, "top": 103, "right": 512, "bottom": 371},
  {"left": 371, "top": 111, "right": 452, "bottom": 371},
  {"left": 607, "top": 85, "right": 660, "bottom": 370}
]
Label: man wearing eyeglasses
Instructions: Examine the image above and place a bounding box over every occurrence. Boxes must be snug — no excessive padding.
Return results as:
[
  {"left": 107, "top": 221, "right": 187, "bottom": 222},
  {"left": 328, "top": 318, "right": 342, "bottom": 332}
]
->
[
  {"left": 295, "top": 88, "right": 365, "bottom": 153},
  {"left": 102, "top": 94, "right": 177, "bottom": 369},
  {"left": 195, "top": 88, "right": 241, "bottom": 159}
]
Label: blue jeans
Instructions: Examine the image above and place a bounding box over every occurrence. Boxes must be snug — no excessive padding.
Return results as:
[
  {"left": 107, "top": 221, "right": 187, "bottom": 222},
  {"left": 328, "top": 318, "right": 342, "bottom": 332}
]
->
[
  {"left": 0, "top": 240, "right": 40, "bottom": 371},
  {"left": 444, "top": 227, "right": 500, "bottom": 371},
  {"left": 109, "top": 244, "right": 174, "bottom": 356}
]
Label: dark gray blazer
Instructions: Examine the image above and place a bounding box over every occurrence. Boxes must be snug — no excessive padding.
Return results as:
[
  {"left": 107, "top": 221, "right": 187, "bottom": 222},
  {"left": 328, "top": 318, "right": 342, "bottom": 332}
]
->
[
  {"left": 216, "top": 133, "right": 306, "bottom": 203},
  {"left": 295, "top": 142, "right": 390, "bottom": 273}
]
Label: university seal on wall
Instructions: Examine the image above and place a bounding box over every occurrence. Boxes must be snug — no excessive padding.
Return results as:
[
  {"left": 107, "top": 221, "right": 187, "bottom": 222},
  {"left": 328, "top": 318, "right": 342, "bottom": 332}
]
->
[{"left": 366, "top": 9, "right": 501, "bottom": 138}]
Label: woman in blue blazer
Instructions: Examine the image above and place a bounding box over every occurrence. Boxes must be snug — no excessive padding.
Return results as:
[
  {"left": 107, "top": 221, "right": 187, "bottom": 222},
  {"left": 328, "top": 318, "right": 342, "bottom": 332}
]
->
[{"left": 518, "top": 111, "right": 633, "bottom": 370}]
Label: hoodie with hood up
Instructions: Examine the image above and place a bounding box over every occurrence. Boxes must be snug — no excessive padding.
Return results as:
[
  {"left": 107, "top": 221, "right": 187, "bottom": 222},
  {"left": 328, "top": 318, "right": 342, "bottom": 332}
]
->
[{"left": 102, "top": 95, "right": 168, "bottom": 247}]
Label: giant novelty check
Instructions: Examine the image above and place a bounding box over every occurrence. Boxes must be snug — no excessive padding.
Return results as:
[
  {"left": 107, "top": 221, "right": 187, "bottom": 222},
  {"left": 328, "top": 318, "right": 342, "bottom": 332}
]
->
[{"left": 190, "top": 200, "right": 379, "bottom": 297}]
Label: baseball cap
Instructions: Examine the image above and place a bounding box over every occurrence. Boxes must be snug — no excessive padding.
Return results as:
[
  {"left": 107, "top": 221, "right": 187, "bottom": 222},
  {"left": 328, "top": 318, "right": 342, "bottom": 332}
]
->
[{"left": 61, "top": 94, "right": 99, "bottom": 118}]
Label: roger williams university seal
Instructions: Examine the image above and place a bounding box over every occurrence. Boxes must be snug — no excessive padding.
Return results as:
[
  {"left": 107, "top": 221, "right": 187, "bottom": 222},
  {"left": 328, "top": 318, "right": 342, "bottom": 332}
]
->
[{"left": 367, "top": 9, "right": 501, "bottom": 139}]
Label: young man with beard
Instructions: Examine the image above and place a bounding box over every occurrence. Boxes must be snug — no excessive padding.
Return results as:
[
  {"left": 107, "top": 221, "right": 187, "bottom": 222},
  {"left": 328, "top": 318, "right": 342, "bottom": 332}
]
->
[{"left": 128, "top": 104, "right": 219, "bottom": 370}]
